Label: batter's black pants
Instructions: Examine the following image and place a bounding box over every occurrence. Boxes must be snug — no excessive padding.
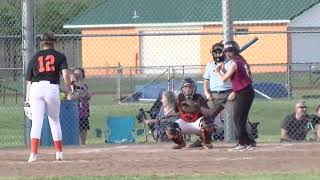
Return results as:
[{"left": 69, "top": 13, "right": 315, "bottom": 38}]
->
[{"left": 234, "top": 84, "right": 255, "bottom": 146}]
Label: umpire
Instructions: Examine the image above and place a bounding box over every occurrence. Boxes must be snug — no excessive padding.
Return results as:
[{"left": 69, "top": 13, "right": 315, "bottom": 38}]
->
[{"left": 203, "top": 42, "right": 236, "bottom": 142}]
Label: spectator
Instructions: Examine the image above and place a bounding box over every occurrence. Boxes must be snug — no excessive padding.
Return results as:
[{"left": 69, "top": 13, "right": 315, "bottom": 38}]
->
[
  {"left": 144, "top": 90, "right": 179, "bottom": 142},
  {"left": 309, "top": 104, "right": 320, "bottom": 141},
  {"left": 68, "top": 68, "right": 91, "bottom": 145},
  {"left": 165, "top": 78, "right": 214, "bottom": 149},
  {"left": 215, "top": 40, "right": 255, "bottom": 151},
  {"left": 280, "top": 101, "right": 316, "bottom": 142}
]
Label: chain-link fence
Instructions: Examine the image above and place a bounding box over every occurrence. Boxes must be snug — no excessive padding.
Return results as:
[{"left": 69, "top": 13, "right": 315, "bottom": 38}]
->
[
  {"left": 1, "top": 0, "right": 320, "bottom": 148},
  {"left": 0, "top": 0, "right": 24, "bottom": 148}
]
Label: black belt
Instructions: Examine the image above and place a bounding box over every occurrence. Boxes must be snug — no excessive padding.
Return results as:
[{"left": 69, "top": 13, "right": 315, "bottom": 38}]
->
[
  {"left": 32, "top": 80, "right": 58, "bottom": 85},
  {"left": 211, "top": 89, "right": 232, "bottom": 94}
]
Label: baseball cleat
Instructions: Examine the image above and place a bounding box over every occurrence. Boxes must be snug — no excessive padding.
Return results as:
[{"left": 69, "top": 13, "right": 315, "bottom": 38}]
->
[
  {"left": 27, "top": 153, "right": 37, "bottom": 163},
  {"left": 245, "top": 145, "right": 256, "bottom": 151},
  {"left": 228, "top": 144, "right": 247, "bottom": 152},
  {"left": 56, "top": 151, "right": 64, "bottom": 161},
  {"left": 202, "top": 143, "right": 213, "bottom": 150},
  {"left": 172, "top": 141, "right": 186, "bottom": 149}
]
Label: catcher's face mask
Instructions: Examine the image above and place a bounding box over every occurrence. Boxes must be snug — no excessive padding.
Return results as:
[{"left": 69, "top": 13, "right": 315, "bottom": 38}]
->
[
  {"left": 211, "top": 49, "right": 226, "bottom": 64},
  {"left": 182, "top": 85, "right": 194, "bottom": 99},
  {"left": 211, "top": 48, "right": 223, "bottom": 58}
]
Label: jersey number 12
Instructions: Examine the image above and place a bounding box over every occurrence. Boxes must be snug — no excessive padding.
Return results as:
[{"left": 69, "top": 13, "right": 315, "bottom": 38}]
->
[{"left": 38, "top": 55, "right": 55, "bottom": 73}]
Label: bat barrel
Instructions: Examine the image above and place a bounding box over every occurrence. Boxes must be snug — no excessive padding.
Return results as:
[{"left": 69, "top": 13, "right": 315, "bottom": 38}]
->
[{"left": 239, "top": 37, "right": 258, "bottom": 53}]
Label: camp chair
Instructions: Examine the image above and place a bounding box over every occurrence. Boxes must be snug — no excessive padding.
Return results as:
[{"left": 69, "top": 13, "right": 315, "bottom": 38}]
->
[{"left": 105, "top": 116, "right": 136, "bottom": 144}]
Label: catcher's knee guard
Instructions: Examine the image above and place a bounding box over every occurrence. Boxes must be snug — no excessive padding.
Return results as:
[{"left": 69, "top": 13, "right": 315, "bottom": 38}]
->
[
  {"left": 165, "top": 122, "right": 186, "bottom": 149},
  {"left": 199, "top": 118, "right": 215, "bottom": 147}
]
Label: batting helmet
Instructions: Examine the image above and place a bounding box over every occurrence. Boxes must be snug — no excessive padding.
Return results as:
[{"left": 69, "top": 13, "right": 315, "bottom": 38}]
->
[{"left": 223, "top": 40, "right": 240, "bottom": 54}]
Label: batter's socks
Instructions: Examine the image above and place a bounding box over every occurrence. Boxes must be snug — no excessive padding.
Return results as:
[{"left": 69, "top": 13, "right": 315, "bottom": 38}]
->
[
  {"left": 28, "top": 138, "right": 39, "bottom": 162},
  {"left": 31, "top": 138, "right": 40, "bottom": 154},
  {"left": 54, "top": 140, "right": 63, "bottom": 152}
]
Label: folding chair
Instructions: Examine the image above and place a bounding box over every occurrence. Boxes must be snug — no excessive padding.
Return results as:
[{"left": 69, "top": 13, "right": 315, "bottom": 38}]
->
[{"left": 105, "top": 116, "right": 135, "bottom": 144}]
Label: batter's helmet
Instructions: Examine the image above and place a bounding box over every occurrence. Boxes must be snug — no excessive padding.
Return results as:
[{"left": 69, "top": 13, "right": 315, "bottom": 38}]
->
[{"left": 224, "top": 40, "right": 240, "bottom": 54}]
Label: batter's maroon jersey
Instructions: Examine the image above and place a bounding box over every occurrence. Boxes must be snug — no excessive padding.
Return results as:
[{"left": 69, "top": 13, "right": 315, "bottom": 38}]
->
[{"left": 25, "top": 49, "right": 68, "bottom": 84}]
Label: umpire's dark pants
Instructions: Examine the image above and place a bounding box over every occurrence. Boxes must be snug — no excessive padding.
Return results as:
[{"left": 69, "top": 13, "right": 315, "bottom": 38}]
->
[
  {"left": 207, "top": 90, "right": 233, "bottom": 116},
  {"left": 207, "top": 89, "right": 236, "bottom": 141},
  {"left": 234, "top": 84, "right": 255, "bottom": 145}
]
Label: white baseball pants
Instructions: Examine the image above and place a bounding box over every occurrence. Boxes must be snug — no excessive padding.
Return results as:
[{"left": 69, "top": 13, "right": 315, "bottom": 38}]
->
[
  {"left": 29, "top": 81, "right": 62, "bottom": 141},
  {"left": 175, "top": 117, "right": 203, "bottom": 135}
]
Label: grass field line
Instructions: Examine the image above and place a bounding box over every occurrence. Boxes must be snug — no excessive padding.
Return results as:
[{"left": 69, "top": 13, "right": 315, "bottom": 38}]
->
[
  {"left": 1, "top": 156, "right": 257, "bottom": 165},
  {"left": 1, "top": 143, "right": 320, "bottom": 156}
]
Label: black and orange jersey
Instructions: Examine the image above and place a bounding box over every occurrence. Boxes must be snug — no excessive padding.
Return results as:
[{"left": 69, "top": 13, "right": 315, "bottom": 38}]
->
[{"left": 25, "top": 49, "right": 68, "bottom": 84}]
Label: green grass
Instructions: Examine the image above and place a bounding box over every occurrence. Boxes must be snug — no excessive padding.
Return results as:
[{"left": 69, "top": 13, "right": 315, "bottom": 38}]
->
[
  {"left": 1, "top": 174, "right": 320, "bottom": 180},
  {"left": 1, "top": 94, "right": 319, "bottom": 147}
]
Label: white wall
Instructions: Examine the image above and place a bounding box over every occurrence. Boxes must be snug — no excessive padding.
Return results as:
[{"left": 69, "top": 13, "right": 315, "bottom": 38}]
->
[
  {"left": 290, "top": 30, "right": 320, "bottom": 63},
  {"left": 289, "top": 4, "right": 320, "bottom": 64},
  {"left": 140, "top": 28, "right": 201, "bottom": 74},
  {"left": 289, "top": 4, "right": 320, "bottom": 28}
]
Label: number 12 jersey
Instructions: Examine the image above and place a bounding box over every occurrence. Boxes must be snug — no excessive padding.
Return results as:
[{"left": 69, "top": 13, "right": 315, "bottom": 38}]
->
[{"left": 25, "top": 49, "right": 68, "bottom": 84}]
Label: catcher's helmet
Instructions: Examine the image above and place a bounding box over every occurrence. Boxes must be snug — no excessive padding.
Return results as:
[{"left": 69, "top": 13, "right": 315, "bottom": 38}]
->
[
  {"left": 181, "top": 78, "right": 196, "bottom": 99},
  {"left": 223, "top": 40, "right": 240, "bottom": 54}
]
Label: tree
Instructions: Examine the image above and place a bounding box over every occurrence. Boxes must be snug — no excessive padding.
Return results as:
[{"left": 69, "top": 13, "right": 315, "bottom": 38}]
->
[{"left": 36, "top": 0, "right": 107, "bottom": 34}]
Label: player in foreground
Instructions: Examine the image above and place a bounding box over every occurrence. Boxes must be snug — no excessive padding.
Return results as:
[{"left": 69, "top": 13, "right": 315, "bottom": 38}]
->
[{"left": 25, "top": 32, "right": 71, "bottom": 162}]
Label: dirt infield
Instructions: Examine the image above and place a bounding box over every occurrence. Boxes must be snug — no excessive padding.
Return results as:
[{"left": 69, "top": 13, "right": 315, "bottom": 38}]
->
[{"left": 0, "top": 143, "right": 320, "bottom": 177}]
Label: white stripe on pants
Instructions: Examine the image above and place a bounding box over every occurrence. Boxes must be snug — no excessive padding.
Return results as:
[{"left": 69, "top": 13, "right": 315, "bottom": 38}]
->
[
  {"left": 175, "top": 117, "right": 203, "bottom": 135},
  {"left": 29, "top": 81, "right": 62, "bottom": 141}
]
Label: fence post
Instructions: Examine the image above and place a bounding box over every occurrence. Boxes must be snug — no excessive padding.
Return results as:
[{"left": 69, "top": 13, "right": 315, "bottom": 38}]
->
[
  {"left": 309, "top": 64, "right": 312, "bottom": 85},
  {"left": 222, "top": 0, "right": 234, "bottom": 42},
  {"left": 222, "top": 0, "right": 236, "bottom": 142},
  {"left": 167, "top": 66, "right": 171, "bottom": 90},
  {"left": 287, "top": 64, "right": 292, "bottom": 98},
  {"left": 117, "top": 63, "right": 123, "bottom": 104},
  {"left": 129, "top": 68, "right": 133, "bottom": 93},
  {"left": 22, "top": 0, "right": 35, "bottom": 147}
]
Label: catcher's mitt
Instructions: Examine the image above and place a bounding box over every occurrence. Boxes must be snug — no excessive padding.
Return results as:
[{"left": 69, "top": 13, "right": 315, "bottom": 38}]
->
[
  {"left": 24, "top": 102, "right": 32, "bottom": 120},
  {"left": 181, "top": 99, "right": 200, "bottom": 113}
]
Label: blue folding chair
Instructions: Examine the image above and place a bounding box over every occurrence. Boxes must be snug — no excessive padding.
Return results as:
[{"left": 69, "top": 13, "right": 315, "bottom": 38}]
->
[{"left": 105, "top": 116, "right": 135, "bottom": 144}]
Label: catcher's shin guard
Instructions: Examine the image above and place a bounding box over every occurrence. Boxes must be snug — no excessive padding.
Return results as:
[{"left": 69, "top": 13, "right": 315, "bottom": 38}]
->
[
  {"left": 165, "top": 122, "right": 186, "bottom": 149},
  {"left": 200, "top": 119, "right": 215, "bottom": 149}
]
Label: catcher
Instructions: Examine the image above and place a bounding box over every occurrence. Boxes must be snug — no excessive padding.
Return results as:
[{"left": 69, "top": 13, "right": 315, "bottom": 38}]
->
[{"left": 165, "top": 78, "right": 214, "bottom": 149}]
